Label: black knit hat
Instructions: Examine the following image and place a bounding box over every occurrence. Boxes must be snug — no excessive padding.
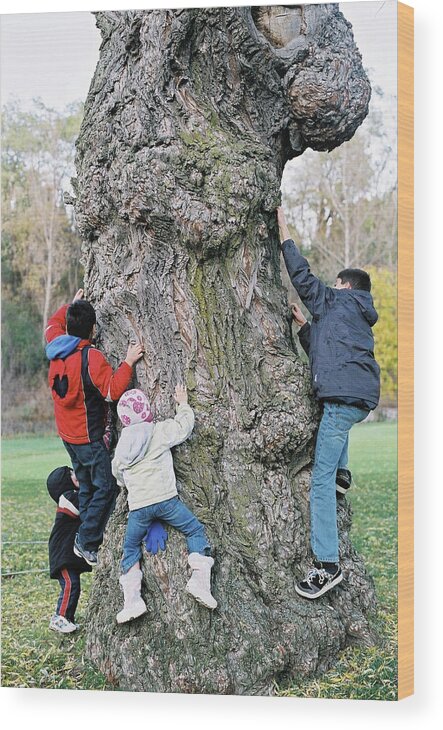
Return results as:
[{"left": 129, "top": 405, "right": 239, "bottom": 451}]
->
[{"left": 47, "top": 466, "right": 76, "bottom": 503}]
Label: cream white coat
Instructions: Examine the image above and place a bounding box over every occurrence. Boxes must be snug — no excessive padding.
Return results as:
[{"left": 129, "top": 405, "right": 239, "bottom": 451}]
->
[{"left": 112, "top": 404, "right": 194, "bottom": 511}]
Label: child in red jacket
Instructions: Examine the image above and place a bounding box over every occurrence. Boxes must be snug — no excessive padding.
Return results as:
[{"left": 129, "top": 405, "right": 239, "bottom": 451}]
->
[{"left": 45, "top": 289, "right": 144, "bottom": 566}]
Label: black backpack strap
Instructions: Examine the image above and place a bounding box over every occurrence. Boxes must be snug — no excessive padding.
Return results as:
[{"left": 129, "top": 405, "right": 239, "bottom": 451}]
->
[
  {"left": 80, "top": 345, "right": 107, "bottom": 441},
  {"left": 80, "top": 345, "right": 93, "bottom": 390},
  {"left": 80, "top": 345, "right": 103, "bottom": 396}
]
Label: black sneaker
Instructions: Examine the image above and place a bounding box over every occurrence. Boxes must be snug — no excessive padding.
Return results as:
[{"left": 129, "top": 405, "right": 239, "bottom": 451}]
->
[
  {"left": 73, "top": 534, "right": 98, "bottom": 566},
  {"left": 336, "top": 468, "right": 352, "bottom": 497},
  {"left": 295, "top": 561, "right": 343, "bottom": 599}
]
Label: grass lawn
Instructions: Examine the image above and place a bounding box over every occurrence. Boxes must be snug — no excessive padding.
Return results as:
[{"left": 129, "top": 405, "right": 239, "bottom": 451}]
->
[
  {"left": 1, "top": 436, "right": 110, "bottom": 690},
  {"left": 1, "top": 424, "right": 398, "bottom": 696},
  {"left": 279, "top": 421, "right": 398, "bottom": 700}
]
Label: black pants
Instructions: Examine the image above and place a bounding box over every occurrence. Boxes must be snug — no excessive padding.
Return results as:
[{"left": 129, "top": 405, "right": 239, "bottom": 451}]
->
[{"left": 55, "top": 567, "right": 81, "bottom": 622}]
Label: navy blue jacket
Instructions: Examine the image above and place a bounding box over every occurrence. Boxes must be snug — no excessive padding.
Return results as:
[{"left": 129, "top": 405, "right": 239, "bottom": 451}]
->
[{"left": 282, "top": 239, "right": 380, "bottom": 409}]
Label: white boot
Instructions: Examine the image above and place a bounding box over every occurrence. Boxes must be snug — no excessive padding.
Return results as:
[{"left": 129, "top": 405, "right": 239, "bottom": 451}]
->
[
  {"left": 116, "top": 565, "right": 147, "bottom": 624},
  {"left": 185, "top": 553, "right": 217, "bottom": 610}
]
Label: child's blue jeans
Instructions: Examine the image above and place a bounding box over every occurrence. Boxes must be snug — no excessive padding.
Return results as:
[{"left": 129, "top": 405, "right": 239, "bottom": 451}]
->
[
  {"left": 121, "top": 495, "right": 210, "bottom": 574},
  {"left": 64, "top": 439, "right": 118, "bottom": 552},
  {"left": 310, "top": 402, "right": 369, "bottom": 564}
]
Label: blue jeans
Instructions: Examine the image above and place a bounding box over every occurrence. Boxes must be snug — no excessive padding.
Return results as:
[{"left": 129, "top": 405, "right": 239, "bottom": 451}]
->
[
  {"left": 63, "top": 439, "right": 118, "bottom": 552},
  {"left": 121, "top": 496, "right": 210, "bottom": 574},
  {"left": 310, "top": 402, "right": 369, "bottom": 563}
]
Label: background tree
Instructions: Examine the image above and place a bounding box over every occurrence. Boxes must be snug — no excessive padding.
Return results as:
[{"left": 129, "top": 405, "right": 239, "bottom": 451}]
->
[
  {"left": 1, "top": 100, "right": 83, "bottom": 342},
  {"left": 70, "top": 5, "right": 377, "bottom": 694},
  {"left": 1, "top": 100, "right": 83, "bottom": 431},
  {"left": 368, "top": 267, "right": 397, "bottom": 403},
  {"left": 282, "top": 104, "right": 397, "bottom": 281}
]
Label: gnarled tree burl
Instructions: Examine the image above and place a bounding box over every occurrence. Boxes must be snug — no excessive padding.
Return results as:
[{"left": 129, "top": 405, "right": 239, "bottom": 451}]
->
[{"left": 70, "top": 5, "right": 374, "bottom": 694}]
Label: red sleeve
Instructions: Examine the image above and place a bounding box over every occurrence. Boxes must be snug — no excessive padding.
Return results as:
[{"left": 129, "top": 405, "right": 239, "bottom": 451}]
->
[
  {"left": 87, "top": 349, "right": 133, "bottom": 401},
  {"left": 45, "top": 304, "right": 69, "bottom": 343}
]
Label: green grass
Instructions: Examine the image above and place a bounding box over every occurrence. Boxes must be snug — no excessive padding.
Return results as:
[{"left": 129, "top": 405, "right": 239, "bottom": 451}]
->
[
  {"left": 279, "top": 421, "right": 398, "bottom": 700},
  {"left": 1, "top": 435, "right": 112, "bottom": 690},
  {"left": 1, "top": 425, "right": 398, "bottom": 696}
]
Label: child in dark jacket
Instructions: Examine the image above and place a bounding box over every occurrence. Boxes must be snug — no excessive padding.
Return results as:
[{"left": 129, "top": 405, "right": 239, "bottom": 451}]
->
[
  {"left": 277, "top": 207, "right": 381, "bottom": 600},
  {"left": 47, "top": 466, "right": 92, "bottom": 633}
]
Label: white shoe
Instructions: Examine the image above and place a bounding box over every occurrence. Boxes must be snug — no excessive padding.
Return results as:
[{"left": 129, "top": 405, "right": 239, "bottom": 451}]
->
[
  {"left": 116, "top": 566, "right": 148, "bottom": 624},
  {"left": 49, "top": 614, "right": 77, "bottom": 633},
  {"left": 185, "top": 553, "right": 217, "bottom": 610}
]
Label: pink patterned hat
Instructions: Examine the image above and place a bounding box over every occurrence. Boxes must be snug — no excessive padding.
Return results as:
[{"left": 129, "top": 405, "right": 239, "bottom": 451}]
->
[{"left": 117, "top": 389, "right": 153, "bottom": 427}]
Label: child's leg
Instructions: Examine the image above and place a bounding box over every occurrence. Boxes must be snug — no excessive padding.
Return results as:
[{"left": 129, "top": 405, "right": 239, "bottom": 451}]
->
[
  {"left": 64, "top": 440, "right": 117, "bottom": 552},
  {"left": 156, "top": 497, "right": 216, "bottom": 610},
  {"left": 121, "top": 508, "right": 153, "bottom": 574},
  {"left": 117, "top": 510, "right": 152, "bottom": 623},
  {"left": 63, "top": 442, "right": 94, "bottom": 524},
  {"left": 310, "top": 403, "right": 368, "bottom": 564},
  {"left": 117, "top": 561, "right": 147, "bottom": 623},
  {"left": 56, "top": 568, "right": 81, "bottom": 622},
  {"left": 156, "top": 497, "right": 210, "bottom": 555},
  {"left": 337, "top": 435, "right": 349, "bottom": 470}
]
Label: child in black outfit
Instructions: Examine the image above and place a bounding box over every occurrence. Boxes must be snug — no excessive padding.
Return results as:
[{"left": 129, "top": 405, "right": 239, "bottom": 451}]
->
[{"left": 47, "top": 466, "right": 92, "bottom": 633}]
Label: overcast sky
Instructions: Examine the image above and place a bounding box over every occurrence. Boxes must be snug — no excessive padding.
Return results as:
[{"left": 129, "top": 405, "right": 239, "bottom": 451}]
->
[{"left": 0, "top": 2, "right": 397, "bottom": 112}]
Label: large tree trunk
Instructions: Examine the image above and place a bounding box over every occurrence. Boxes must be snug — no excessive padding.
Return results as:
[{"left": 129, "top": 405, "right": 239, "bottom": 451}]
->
[{"left": 70, "top": 5, "right": 375, "bottom": 695}]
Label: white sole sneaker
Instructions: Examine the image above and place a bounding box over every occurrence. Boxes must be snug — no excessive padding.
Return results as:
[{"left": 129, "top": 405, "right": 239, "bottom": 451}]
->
[
  {"left": 295, "top": 571, "right": 343, "bottom": 600},
  {"left": 73, "top": 540, "right": 97, "bottom": 566},
  {"left": 49, "top": 615, "right": 77, "bottom": 633}
]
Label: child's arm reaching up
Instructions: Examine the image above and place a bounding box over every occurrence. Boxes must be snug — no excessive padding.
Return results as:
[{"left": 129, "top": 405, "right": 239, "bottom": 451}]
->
[
  {"left": 277, "top": 207, "right": 332, "bottom": 317},
  {"left": 159, "top": 385, "right": 195, "bottom": 448},
  {"left": 174, "top": 384, "right": 188, "bottom": 406},
  {"left": 44, "top": 289, "right": 84, "bottom": 343}
]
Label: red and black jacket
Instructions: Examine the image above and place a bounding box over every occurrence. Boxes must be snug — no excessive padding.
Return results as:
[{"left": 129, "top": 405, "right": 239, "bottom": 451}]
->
[{"left": 46, "top": 304, "right": 133, "bottom": 444}]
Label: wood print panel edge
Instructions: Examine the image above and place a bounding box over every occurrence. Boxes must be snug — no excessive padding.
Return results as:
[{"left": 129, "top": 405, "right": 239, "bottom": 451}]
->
[{"left": 397, "top": 0, "right": 414, "bottom": 701}]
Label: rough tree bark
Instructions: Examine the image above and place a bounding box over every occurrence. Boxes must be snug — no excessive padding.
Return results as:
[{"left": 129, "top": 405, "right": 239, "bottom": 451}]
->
[{"left": 69, "top": 5, "right": 375, "bottom": 695}]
